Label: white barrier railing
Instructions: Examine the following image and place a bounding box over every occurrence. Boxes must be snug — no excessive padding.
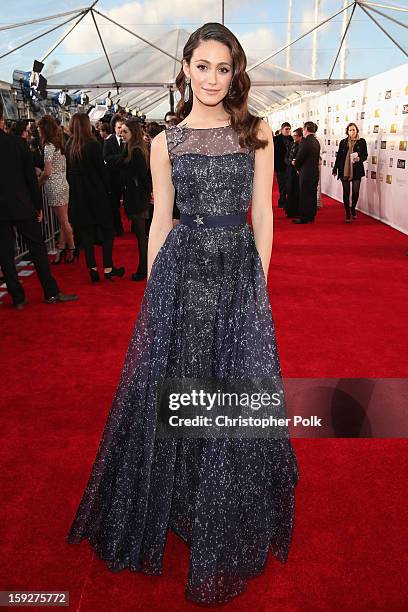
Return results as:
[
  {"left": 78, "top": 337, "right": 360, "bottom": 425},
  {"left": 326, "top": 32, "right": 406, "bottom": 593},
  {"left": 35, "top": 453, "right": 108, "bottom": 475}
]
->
[{"left": 14, "top": 187, "right": 60, "bottom": 261}]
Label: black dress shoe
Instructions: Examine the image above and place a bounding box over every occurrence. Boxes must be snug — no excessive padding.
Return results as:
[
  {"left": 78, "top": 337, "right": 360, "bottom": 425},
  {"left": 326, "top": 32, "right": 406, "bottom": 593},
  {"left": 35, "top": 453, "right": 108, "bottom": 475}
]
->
[
  {"left": 45, "top": 293, "right": 78, "bottom": 304},
  {"left": 104, "top": 266, "right": 125, "bottom": 281},
  {"left": 89, "top": 269, "right": 100, "bottom": 283},
  {"left": 13, "top": 299, "right": 28, "bottom": 310},
  {"left": 292, "top": 219, "right": 309, "bottom": 224},
  {"left": 131, "top": 271, "right": 147, "bottom": 281}
]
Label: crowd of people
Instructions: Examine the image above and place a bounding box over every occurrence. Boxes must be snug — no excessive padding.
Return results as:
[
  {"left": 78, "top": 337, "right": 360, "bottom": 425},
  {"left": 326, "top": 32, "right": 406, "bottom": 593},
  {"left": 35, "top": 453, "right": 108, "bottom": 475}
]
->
[
  {"left": 0, "top": 106, "right": 181, "bottom": 309},
  {"left": 0, "top": 106, "right": 78, "bottom": 309},
  {"left": 273, "top": 120, "right": 368, "bottom": 223},
  {"left": 0, "top": 101, "right": 368, "bottom": 310}
]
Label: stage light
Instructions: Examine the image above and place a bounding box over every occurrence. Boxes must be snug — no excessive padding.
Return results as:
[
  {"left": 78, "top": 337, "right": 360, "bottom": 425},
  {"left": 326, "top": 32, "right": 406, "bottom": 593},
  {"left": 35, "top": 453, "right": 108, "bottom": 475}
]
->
[
  {"left": 53, "top": 91, "right": 72, "bottom": 107},
  {"left": 74, "top": 92, "right": 89, "bottom": 105},
  {"left": 105, "top": 92, "right": 113, "bottom": 109},
  {"left": 33, "top": 60, "right": 44, "bottom": 74},
  {"left": 29, "top": 60, "right": 47, "bottom": 100},
  {"left": 29, "top": 71, "right": 39, "bottom": 90}
]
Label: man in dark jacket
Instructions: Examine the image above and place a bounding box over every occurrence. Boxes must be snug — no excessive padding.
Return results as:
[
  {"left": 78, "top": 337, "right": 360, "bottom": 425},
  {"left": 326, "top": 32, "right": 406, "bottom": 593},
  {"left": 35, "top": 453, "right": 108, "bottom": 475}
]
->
[
  {"left": 103, "top": 114, "right": 125, "bottom": 236},
  {"left": 0, "top": 103, "right": 78, "bottom": 309},
  {"left": 273, "top": 122, "right": 293, "bottom": 208},
  {"left": 293, "top": 121, "right": 321, "bottom": 224}
]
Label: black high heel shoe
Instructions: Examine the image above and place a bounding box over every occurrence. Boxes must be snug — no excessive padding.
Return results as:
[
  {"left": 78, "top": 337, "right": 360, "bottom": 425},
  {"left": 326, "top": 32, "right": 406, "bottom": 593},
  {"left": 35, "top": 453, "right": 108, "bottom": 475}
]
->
[
  {"left": 131, "top": 270, "right": 147, "bottom": 281},
  {"left": 89, "top": 268, "right": 100, "bottom": 283},
  {"left": 66, "top": 247, "right": 80, "bottom": 263},
  {"left": 104, "top": 266, "right": 125, "bottom": 281},
  {"left": 52, "top": 247, "right": 67, "bottom": 264}
]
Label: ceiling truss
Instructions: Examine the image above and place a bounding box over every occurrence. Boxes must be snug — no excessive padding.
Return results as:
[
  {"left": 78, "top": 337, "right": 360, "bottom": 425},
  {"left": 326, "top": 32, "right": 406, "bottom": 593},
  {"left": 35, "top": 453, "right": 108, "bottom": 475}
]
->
[{"left": 0, "top": 0, "right": 406, "bottom": 115}]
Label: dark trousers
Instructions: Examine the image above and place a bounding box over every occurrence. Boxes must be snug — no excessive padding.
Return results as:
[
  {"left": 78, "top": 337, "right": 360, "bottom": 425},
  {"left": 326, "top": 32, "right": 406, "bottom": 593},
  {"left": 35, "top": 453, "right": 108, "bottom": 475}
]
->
[
  {"left": 276, "top": 170, "right": 287, "bottom": 208},
  {"left": 110, "top": 191, "right": 124, "bottom": 235},
  {"left": 0, "top": 218, "right": 59, "bottom": 304},
  {"left": 341, "top": 179, "right": 361, "bottom": 217},
  {"left": 80, "top": 225, "right": 114, "bottom": 269},
  {"left": 130, "top": 213, "right": 148, "bottom": 273},
  {"left": 285, "top": 168, "right": 300, "bottom": 217},
  {"left": 299, "top": 173, "right": 319, "bottom": 222}
]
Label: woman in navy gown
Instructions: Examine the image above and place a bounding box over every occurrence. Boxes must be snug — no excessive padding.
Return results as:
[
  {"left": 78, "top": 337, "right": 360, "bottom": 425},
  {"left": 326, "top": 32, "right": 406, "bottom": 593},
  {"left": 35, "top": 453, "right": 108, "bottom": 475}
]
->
[{"left": 67, "top": 22, "right": 299, "bottom": 605}]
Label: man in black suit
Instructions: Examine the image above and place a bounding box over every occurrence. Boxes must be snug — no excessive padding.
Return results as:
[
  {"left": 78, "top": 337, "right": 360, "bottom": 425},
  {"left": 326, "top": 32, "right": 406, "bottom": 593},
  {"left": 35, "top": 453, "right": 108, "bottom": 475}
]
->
[
  {"left": 293, "top": 121, "right": 321, "bottom": 224},
  {"left": 103, "top": 114, "right": 125, "bottom": 236},
  {"left": 0, "top": 102, "right": 78, "bottom": 309},
  {"left": 273, "top": 122, "right": 293, "bottom": 208}
]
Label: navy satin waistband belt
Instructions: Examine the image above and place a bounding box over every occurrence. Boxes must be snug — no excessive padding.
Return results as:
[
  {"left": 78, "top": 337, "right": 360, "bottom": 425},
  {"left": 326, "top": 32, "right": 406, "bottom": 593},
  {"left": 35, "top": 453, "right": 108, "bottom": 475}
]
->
[{"left": 180, "top": 212, "right": 247, "bottom": 228}]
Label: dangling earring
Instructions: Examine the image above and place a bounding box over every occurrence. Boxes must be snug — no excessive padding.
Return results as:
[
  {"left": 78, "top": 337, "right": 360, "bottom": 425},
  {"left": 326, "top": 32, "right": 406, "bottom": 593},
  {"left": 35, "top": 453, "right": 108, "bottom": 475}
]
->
[
  {"left": 184, "top": 77, "right": 191, "bottom": 103},
  {"left": 228, "top": 80, "right": 233, "bottom": 96}
]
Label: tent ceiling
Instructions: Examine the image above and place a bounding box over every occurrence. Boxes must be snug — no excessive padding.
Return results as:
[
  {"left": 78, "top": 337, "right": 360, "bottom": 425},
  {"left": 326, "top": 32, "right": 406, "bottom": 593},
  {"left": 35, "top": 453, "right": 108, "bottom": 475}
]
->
[
  {"left": 47, "top": 27, "right": 362, "bottom": 116},
  {"left": 0, "top": 1, "right": 406, "bottom": 118}
]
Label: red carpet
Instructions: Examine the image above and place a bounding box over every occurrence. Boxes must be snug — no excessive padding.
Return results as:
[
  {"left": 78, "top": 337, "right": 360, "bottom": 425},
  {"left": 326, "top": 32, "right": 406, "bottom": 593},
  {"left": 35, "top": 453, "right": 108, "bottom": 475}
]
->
[{"left": 1, "top": 186, "right": 407, "bottom": 611}]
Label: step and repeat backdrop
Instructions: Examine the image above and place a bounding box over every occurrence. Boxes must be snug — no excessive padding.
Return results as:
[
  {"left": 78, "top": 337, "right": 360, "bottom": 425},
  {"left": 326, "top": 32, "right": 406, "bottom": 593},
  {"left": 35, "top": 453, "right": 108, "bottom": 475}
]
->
[{"left": 269, "top": 64, "right": 408, "bottom": 235}]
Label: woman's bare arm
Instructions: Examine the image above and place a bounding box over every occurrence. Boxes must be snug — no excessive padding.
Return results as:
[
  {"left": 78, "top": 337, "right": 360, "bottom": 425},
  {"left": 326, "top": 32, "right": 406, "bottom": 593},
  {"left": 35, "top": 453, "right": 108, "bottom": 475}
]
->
[
  {"left": 38, "top": 159, "right": 52, "bottom": 186},
  {"left": 147, "top": 130, "right": 175, "bottom": 279},
  {"left": 251, "top": 120, "right": 274, "bottom": 279}
]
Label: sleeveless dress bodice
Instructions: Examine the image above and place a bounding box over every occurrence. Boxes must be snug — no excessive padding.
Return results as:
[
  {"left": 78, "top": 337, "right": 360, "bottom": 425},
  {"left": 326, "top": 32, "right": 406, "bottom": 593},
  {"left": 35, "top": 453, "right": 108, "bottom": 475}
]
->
[{"left": 166, "top": 124, "right": 254, "bottom": 215}]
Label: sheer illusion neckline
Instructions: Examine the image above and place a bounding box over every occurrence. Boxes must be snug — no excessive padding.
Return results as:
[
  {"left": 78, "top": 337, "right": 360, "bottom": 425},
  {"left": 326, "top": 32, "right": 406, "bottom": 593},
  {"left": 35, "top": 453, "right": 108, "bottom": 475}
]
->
[{"left": 178, "top": 124, "right": 231, "bottom": 130}]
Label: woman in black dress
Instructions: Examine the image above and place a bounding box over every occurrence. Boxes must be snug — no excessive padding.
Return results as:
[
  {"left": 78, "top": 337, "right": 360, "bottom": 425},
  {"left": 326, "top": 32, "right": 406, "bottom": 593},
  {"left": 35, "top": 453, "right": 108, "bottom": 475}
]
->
[
  {"left": 66, "top": 113, "right": 125, "bottom": 282},
  {"left": 284, "top": 127, "right": 303, "bottom": 218},
  {"left": 120, "top": 119, "right": 152, "bottom": 281},
  {"left": 332, "top": 122, "right": 368, "bottom": 222}
]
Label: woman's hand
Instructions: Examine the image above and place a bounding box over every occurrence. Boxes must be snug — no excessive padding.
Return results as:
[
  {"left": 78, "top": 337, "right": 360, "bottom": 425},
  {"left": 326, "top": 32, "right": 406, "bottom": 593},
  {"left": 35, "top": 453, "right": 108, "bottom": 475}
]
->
[
  {"left": 352, "top": 155, "right": 360, "bottom": 162},
  {"left": 37, "top": 171, "right": 48, "bottom": 186}
]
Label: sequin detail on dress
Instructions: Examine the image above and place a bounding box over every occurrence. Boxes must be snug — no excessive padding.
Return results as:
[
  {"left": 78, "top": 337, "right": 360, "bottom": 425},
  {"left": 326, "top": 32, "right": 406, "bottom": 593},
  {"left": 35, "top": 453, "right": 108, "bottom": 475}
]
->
[
  {"left": 66, "top": 124, "right": 299, "bottom": 605},
  {"left": 43, "top": 143, "right": 69, "bottom": 207}
]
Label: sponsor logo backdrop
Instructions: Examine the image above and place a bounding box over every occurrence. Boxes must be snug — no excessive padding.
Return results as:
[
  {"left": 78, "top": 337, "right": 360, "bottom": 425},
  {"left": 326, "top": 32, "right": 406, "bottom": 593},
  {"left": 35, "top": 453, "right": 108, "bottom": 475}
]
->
[{"left": 269, "top": 64, "right": 408, "bottom": 235}]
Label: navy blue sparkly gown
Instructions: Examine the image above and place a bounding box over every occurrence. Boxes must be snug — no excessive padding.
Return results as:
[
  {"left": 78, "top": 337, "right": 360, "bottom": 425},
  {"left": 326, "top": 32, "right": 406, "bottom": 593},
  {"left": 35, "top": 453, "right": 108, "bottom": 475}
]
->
[{"left": 67, "top": 123, "right": 299, "bottom": 605}]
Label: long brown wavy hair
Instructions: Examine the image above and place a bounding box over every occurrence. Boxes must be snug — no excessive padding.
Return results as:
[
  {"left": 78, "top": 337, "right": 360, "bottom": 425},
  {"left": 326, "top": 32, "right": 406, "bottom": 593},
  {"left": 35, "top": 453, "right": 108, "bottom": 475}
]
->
[
  {"left": 37, "top": 115, "right": 65, "bottom": 153},
  {"left": 124, "top": 119, "right": 149, "bottom": 167},
  {"left": 66, "top": 113, "right": 95, "bottom": 161},
  {"left": 175, "top": 22, "right": 268, "bottom": 151}
]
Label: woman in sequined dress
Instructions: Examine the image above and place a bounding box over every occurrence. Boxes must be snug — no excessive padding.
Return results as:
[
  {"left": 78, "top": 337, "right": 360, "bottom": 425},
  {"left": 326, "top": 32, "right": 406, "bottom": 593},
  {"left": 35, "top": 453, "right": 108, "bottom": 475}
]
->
[
  {"left": 37, "top": 116, "right": 76, "bottom": 264},
  {"left": 67, "top": 23, "right": 299, "bottom": 605}
]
